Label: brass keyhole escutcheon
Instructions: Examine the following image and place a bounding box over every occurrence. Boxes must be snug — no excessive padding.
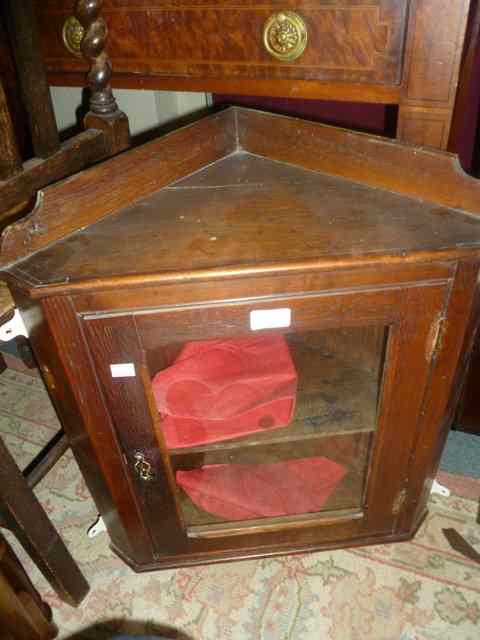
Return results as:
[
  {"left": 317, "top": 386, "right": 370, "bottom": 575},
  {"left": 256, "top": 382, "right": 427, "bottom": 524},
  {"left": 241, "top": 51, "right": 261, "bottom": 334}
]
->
[
  {"left": 134, "top": 452, "right": 154, "bottom": 482},
  {"left": 263, "top": 11, "right": 308, "bottom": 62},
  {"left": 62, "top": 16, "right": 85, "bottom": 57}
]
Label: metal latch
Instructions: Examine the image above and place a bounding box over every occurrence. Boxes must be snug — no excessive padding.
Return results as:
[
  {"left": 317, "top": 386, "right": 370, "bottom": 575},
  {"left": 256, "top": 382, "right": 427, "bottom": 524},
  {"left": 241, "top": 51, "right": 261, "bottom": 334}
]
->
[{"left": 134, "top": 452, "right": 154, "bottom": 482}]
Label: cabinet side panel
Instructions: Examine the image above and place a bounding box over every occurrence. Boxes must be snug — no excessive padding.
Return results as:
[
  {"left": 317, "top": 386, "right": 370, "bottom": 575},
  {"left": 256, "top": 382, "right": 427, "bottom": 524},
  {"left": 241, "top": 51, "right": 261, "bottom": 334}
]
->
[
  {"left": 358, "top": 283, "right": 451, "bottom": 532},
  {"left": 9, "top": 291, "right": 131, "bottom": 556},
  {"left": 35, "top": 295, "right": 156, "bottom": 565},
  {"left": 401, "top": 261, "right": 480, "bottom": 531}
]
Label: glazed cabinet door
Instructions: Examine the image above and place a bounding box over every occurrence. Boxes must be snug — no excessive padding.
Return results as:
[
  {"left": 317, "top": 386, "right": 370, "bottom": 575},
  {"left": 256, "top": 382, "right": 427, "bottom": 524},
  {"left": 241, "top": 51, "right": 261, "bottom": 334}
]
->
[{"left": 82, "top": 280, "right": 449, "bottom": 565}]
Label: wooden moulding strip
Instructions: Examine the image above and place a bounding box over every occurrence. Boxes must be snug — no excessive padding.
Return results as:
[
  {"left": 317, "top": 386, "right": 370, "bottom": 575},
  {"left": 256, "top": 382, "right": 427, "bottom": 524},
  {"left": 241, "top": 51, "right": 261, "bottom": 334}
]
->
[
  {"left": 237, "top": 108, "right": 480, "bottom": 216},
  {"left": 0, "top": 108, "right": 237, "bottom": 268},
  {"left": 47, "top": 71, "right": 402, "bottom": 104},
  {"left": 11, "top": 246, "right": 478, "bottom": 299}
]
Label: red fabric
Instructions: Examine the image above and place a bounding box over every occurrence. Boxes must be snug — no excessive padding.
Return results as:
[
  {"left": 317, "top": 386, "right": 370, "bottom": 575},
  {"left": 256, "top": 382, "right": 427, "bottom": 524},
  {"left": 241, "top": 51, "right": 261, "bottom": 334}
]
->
[
  {"left": 152, "top": 336, "right": 297, "bottom": 448},
  {"left": 176, "top": 457, "right": 347, "bottom": 520}
]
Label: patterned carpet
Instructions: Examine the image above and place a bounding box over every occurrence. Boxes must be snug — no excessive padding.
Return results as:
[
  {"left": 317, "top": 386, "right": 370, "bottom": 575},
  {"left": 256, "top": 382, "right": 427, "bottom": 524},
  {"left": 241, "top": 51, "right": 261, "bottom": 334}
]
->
[{"left": 1, "top": 361, "right": 480, "bottom": 640}]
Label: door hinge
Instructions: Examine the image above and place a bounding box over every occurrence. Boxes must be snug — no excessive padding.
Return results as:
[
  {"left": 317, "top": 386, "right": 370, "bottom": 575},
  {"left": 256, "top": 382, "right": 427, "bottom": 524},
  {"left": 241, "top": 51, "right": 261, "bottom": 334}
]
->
[
  {"left": 392, "top": 488, "right": 408, "bottom": 515},
  {"left": 428, "top": 315, "right": 447, "bottom": 362}
]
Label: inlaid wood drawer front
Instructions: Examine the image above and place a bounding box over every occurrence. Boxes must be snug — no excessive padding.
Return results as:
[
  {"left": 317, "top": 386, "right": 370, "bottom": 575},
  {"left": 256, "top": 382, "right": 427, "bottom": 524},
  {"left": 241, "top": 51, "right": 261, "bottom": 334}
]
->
[{"left": 38, "top": 0, "right": 408, "bottom": 85}]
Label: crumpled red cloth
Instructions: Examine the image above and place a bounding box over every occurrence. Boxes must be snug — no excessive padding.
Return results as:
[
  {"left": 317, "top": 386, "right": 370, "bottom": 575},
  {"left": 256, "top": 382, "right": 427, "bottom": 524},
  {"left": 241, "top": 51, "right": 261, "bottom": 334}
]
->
[
  {"left": 176, "top": 457, "right": 347, "bottom": 520},
  {"left": 152, "top": 335, "right": 297, "bottom": 448}
]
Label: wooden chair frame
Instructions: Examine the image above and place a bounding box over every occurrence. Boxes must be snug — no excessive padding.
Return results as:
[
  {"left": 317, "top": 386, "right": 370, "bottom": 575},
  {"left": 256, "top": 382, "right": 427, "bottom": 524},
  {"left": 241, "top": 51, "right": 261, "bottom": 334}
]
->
[
  {"left": 0, "top": 0, "right": 129, "bottom": 218},
  {"left": 0, "top": 0, "right": 130, "bottom": 608}
]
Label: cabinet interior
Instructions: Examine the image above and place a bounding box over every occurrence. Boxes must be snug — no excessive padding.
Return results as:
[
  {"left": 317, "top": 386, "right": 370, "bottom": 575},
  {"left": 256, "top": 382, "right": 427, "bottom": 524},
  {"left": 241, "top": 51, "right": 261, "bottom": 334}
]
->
[{"left": 144, "top": 324, "right": 388, "bottom": 533}]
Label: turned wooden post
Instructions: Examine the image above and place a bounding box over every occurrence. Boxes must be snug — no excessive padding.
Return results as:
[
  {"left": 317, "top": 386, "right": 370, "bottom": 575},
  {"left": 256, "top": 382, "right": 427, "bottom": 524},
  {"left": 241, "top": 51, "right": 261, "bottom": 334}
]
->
[{"left": 75, "top": 0, "right": 130, "bottom": 155}]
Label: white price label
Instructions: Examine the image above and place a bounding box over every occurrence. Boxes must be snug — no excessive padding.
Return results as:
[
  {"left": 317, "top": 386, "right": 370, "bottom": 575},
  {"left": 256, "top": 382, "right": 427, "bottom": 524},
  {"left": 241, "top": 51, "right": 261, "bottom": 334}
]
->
[
  {"left": 110, "top": 363, "right": 136, "bottom": 378},
  {"left": 250, "top": 308, "right": 291, "bottom": 331}
]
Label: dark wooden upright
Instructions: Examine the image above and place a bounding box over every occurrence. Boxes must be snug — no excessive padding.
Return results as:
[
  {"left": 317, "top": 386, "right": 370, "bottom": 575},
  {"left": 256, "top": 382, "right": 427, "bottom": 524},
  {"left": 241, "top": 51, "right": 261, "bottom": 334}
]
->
[
  {"left": 0, "top": 437, "right": 89, "bottom": 606},
  {"left": 4, "top": 0, "right": 60, "bottom": 159},
  {"left": 0, "top": 82, "right": 22, "bottom": 181},
  {"left": 0, "top": 532, "right": 57, "bottom": 640}
]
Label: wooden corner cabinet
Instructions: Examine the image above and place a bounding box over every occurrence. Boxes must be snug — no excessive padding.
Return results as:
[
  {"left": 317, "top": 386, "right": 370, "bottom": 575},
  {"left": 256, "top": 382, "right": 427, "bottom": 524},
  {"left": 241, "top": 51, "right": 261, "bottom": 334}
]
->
[{"left": 2, "top": 108, "right": 480, "bottom": 570}]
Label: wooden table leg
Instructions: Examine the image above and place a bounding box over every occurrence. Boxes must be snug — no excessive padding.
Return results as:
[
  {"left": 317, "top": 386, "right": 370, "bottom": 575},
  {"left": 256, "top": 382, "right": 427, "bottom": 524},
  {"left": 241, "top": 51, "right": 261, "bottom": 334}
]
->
[{"left": 0, "top": 437, "right": 89, "bottom": 606}]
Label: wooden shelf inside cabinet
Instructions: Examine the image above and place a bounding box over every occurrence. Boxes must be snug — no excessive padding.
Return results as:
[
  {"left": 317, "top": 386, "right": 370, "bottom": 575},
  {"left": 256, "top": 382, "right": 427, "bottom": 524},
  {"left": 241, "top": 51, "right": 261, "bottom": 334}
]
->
[
  {"left": 2, "top": 108, "right": 480, "bottom": 571},
  {"left": 165, "top": 334, "right": 380, "bottom": 457},
  {"left": 182, "top": 502, "right": 366, "bottom": 540},
  {"left": 169, "top": 423, "right": 375, "bottom": 459}
]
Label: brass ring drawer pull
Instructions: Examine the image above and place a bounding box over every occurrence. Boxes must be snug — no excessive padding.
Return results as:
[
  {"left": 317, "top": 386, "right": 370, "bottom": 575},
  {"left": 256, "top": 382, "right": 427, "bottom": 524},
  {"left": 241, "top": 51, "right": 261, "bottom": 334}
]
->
[
  {"left": 263, "top": 11, "right": 308, "bottom": 62},
  {"left": 62, "top": 16, "right": 85, "bottom": 56}
]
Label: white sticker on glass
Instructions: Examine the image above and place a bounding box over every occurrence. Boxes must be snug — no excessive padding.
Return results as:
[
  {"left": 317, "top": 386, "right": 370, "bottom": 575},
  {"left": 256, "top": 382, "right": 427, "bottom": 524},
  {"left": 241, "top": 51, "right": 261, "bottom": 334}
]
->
[
  {"left": 110, "top": 363, "right": 136, "bottom": 378},
  {"left": 250, "top": 308, "right": 292, "bottom": 331}
]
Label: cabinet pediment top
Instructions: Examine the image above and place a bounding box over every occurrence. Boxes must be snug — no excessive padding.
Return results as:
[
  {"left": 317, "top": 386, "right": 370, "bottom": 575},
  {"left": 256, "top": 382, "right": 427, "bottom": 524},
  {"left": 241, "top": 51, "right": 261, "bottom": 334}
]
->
[{"left": 2, "top": 107, "right": 480, "bottom": 294}]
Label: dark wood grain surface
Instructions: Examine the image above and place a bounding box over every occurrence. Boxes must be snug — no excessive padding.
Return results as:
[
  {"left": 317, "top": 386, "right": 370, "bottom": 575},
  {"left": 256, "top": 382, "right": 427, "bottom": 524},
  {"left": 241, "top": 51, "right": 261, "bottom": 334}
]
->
[
  {"left": 0, "top": 82, "right": 22, "bottom": 181},
  {"left": 37, "top": 0, "right": 407, "bottom": 85},
  {"left": 36, "top": 0, "right": 474, "bottom": 150},
  {"left": 4, "top": 107, "right": 480, "bottom": 282},
  {"left": 0, "top": 532, "right": 57, "bottom": 640},
  {"left": 5, "top": 0, "right": 60, "bottom": 159},
  {"left": 397, "top": 0, "right": 471, "bottom": 149},
  {"left": 0, "top": 430, "right": 89, "bottom": 607},
  {"left": 77, "top": 278, "right": 451, "bottom": 564},
  {"left": 37, "top": 294, "right": 156, "bottom": 565},
  {"left": 0, "top": 108, "right": 236, "bottom": 267},
  {"left": 83, "top": 315, "right": 185, "bottom": 556},
  {"left": 9, "top": 150, "right": 480, "bottom": 293},
  {"left": 0, "top": 128, "right": 106, "bottom": 215},
  {"left": 398, "top": 261, "right": 480, "bottom": 532},
  {"left": 237, "top": 109, "right": 480, "bottom": 212}
]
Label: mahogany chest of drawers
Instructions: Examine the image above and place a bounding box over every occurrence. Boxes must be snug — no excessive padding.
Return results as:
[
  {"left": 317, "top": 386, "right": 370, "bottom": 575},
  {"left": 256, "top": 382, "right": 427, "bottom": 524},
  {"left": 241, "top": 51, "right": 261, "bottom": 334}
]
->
[{"left": 37, "top": 0, "right": 474, "bottom": 149}]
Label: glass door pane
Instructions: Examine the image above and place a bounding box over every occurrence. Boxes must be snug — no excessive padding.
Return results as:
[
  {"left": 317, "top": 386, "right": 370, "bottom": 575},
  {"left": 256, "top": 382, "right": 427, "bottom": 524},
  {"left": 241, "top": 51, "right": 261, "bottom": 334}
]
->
[{"left": 147, "top": 325, "right": 387, "bottom": 531}]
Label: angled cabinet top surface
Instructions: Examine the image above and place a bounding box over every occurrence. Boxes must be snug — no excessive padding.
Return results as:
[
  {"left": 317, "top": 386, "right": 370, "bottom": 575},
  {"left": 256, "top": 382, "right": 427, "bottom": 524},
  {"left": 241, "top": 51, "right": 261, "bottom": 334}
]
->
[{"left": 3, "top": 108, "right": 480, "bottom": 297}]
